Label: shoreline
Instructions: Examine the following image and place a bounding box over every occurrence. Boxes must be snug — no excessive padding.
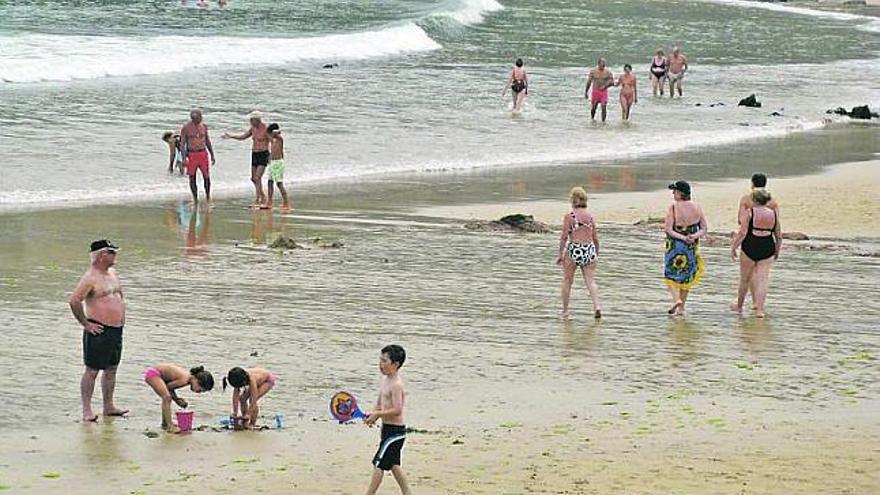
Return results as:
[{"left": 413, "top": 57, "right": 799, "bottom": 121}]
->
[{"left": 416, "top": 159, "right": 880, "bottom": 239}]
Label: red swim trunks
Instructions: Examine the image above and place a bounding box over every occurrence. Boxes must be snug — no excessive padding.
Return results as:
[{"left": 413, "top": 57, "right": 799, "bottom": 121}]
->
[
  {"left": 185, "top": 150, "right": 210, "bottom": 177},
  {"left": 591, "top": 88, "right": 608, "bottom": 105}
]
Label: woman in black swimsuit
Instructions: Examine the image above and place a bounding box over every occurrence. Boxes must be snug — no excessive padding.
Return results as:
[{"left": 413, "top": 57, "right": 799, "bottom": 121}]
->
[
  {"left": 730, "top": 189, "right": 782, "bottom": 318},
  {"left": 502, "top": 58, "right": 528, "bottom": 112},
  {"left": 649, "top": 49, "right": 667, "bottom": 97}
]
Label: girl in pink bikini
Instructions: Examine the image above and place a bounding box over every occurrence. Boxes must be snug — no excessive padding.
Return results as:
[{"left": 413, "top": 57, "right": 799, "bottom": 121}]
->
[
  {"left": 223, "top": 367, "right": 277, "bottom": 428},
  {"left": 143, "top": 364, "right": 215, "bottom": 432},
  {"left": 615, "top": 64, "right": 638, "bottom": 121}
]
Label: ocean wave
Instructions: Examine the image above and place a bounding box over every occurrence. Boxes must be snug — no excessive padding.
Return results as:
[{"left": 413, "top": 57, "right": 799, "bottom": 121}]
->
[
  {"left": 0, "top": 118, "right": 837, "bottom": 213},
  {"left": 0, "top": 23, "right": 441, "bottom": 84},
  {"left": 696, "top": 0, "right": 880, "bottom": 33},
  {"left": 436, "top": 0, "right": 505, "bottom": 26}
]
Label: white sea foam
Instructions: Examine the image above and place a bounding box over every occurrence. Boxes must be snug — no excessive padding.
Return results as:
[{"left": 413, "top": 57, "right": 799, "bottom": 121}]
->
[
  {"left": 697, "top": 0, "right": 880, "bottom": 33},
  {"left": 443, "top": 0, "right": 505, "bottom": 26},
  {"left": 0, "top": 23, "right": 441, "bottom": 84}
]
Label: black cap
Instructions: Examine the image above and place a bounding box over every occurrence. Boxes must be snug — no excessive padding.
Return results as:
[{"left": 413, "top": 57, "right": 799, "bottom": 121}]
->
[
  {"left": 668, "top": 180, "right": 691, "bottom": 196},
  {"left": 90, "top": 239, "right": 119, "bottom": 253}
]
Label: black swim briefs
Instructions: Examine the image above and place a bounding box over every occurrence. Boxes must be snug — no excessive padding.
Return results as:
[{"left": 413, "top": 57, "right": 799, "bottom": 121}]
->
[
  {"left": 83, "top": 319, "right": 124, "bottom": 370},
  {"left": 252, "top": 150, "right": 270, "bottom": 168},
  {"left": 372, "top": 423, "right": 406, "bottom": 471}
]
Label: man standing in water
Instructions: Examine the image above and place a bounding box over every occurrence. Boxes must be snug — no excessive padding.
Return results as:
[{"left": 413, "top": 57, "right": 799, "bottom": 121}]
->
[
  {"left": 179, "top": 109, "right": 216, "bottom": 206},
  {"left": 668, "top": 46, "right": 689, "bottom": 98},
  {"left": 224, "top": 111, "right": 271, "bottom": 209},
  {"left": 585, "top": 57, "right": 614, "bottom": 122},
  {"left": 68, "top": 240, "right": 128, "bottom": 422}
]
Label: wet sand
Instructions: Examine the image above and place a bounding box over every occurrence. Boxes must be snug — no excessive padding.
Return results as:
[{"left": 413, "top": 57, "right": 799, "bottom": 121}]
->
[{"left": 420, "top": 159, "right": 880, "bottom": 239}]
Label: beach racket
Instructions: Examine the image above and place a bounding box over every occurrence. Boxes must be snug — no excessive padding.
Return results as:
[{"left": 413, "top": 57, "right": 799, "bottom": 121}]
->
[{"left": 329, "top": 391, "right": 369, "bottom": 423}]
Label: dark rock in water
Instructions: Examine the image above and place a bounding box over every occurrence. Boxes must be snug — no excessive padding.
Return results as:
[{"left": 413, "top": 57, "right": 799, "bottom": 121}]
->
[
  {"left": 769, "top": 111, "right": 783, "bottom": 117},
  {"left": 322, "top": 63, "right": 339, "bottom": 69},
  {"left": 738, "top": 94, "right": 761, "bottom": 108},
  {"left": 826, "top": 105, "right": 877, "bottom": 119},
  {"left": 269, "top": 236, "right": 302, "bottom": 249},
  {"left": 250, "top": 350, "right": 259, "bottom": 357},
  {"left": 850, "top": 105, "right": 872, "bottom": 120},
  {"left": 782, "top": 232, "right": 809, "bottom": 241},
  {"left": 464, "top": 214, "right": 551, "bottom": 233}
]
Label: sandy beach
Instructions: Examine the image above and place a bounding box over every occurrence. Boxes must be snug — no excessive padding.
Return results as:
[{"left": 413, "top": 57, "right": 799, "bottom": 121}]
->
[
  {"left": 1, "top": 146, "right": 879, "bottom": 494},
  {"left": 420, "top": 160, "right": 880, "bottom": 239},
  {"left": 2, "top": 0, "right": 880, "bottom": 493}
]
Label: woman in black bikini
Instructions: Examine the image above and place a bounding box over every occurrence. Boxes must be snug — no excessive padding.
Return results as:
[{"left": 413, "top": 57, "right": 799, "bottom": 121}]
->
[
  {"left": 730, "top": 189, "right": 782, "bottom": 318},
  {"left": 502, "top": 58, "right": 528, "bottom": 112},
  {"left": 649, "top": 49, "right": 667, "bottom": 97},
  {"left": 557, "top": 187, "right": 602, "bottom": 320}
]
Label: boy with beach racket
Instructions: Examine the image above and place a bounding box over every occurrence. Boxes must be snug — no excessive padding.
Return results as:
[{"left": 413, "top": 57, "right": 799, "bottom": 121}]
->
[{"left": 364, "top": 344, "right": 412, "bottom": 495}]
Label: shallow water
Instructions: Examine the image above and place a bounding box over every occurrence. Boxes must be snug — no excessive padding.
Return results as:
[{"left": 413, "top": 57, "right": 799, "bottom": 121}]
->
[
  {"left": 1, "top": 0, "right": 878, "bottom": 209},
  {"left": 0, "top": 130, "right": 877, "bottom": 431}
]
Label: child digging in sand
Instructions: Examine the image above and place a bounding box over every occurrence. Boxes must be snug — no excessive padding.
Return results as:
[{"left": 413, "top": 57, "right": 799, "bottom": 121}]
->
[
  {"left": 223, "top": 367, "right": 276, "bottom": 428},
  {"left": 364, "top": 344, "right": 412, "bottom": 495},
  {"left": 143, "top": 364, "right": 214, "bottom": 432}
]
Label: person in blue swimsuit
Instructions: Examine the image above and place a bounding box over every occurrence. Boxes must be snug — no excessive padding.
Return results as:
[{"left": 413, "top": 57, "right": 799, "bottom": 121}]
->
[{"left": 663, "top": 181, "right": 707, "bottom": 316}]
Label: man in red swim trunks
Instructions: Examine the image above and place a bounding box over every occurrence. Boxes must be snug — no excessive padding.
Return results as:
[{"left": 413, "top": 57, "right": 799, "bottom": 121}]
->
[
  {"left": 179, "top": 109, "right": 216, "bottom": 206},
  {"left": 585, "top": 57, "right": 614, "bottom": 122}
]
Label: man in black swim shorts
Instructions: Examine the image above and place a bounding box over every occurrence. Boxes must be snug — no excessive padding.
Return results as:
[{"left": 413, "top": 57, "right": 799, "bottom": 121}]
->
[
  {"left": 224, "top": 110, "right": 271, "bottom": 208},
  {"left": 68, "top": 240, "right": 129, "bottom": 421}
]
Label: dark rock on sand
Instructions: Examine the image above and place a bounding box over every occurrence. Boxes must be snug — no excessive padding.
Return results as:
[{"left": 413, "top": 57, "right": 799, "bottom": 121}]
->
[
  {"left": 464, "top": 214, "right": 551, "bottom": 233},
  {"left": 738, "top": 94, "right": 762, "bottom": 108},
  {"left": 769, "top": 111, "right": 783, "bottom": 117},
  {"left": 827, "top": 107, "right": 849, "bottom": 116},
  {"left": 782, "top": 231, "right": 809, "bottom": 241},
  {"left": 268, "top": 236, "right": 344, "bottom": 249},
  {"left": 633, "top": 217, "right": 665, "bottom": 226}
]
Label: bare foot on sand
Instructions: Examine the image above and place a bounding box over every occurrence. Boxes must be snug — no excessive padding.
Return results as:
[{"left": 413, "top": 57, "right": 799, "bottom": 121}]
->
[
  {"left": 755, "top": 311, "right": 766, "bottom": 319},
  {"left": 560, "top": 310, "right": 571, "bottom": 320},
  {"left": 594, "top": 309, "right": 602, "bottom": 320},
  {"left": 82, "top": 412, "right": 99, "bottom": 422},
  {"left": 103, "top": 407, "right": 129, "bottom": 417},
  {"left": 668, "top": 301, "right": 683, "bottom": 315},
  {"left": 729, "top": 302, "right": 742, "bottom": 313}
]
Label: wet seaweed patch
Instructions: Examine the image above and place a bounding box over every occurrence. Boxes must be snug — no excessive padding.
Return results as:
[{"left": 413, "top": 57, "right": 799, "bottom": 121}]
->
[{"left": 41, "top": 472, "right": 60, "bottom": 479}]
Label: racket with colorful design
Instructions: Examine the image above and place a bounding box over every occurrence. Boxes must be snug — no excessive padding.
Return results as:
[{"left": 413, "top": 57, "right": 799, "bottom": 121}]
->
[{"left": 329, "top": 391, "right": 369, "bottom": 423}]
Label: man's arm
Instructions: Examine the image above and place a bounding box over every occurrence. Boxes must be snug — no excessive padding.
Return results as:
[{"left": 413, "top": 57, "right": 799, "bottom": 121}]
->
[
  {"left": 584, "top": 72, "right": 593, "bottom": 97},
  {"left": 68, "top": 275, "right": 102, "bottom": 334},
  {"left": 205, "top": 127, "right": 216, "bottom": 164},
  {"left": 223, "top": 128, "right": 252, "bottom": 141}
]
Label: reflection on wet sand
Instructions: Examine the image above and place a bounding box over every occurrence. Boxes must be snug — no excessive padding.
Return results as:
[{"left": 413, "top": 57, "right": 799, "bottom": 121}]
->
[
  {"left": 248, "top": 208, "right": 291, "bottom": 246},
  {"left": 737, "top": 317, "right": 778, "bottom": 357},
  {"left": 667, "top": 318, "right": 702, "bottom": 361}
]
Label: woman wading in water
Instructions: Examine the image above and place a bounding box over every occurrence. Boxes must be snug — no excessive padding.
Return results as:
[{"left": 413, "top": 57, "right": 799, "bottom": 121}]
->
[
  {"left": 663, "top": 181, "right": 706, "bottom": 316},
  {"left": 557, "top": 187, "right": 602, "bottom": 319},
  {"left": 502, "top": 58, "right": 529, "bottom": 113},
  {"left": 730, "top": 189, "right": 781, "bottom": 318}
]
